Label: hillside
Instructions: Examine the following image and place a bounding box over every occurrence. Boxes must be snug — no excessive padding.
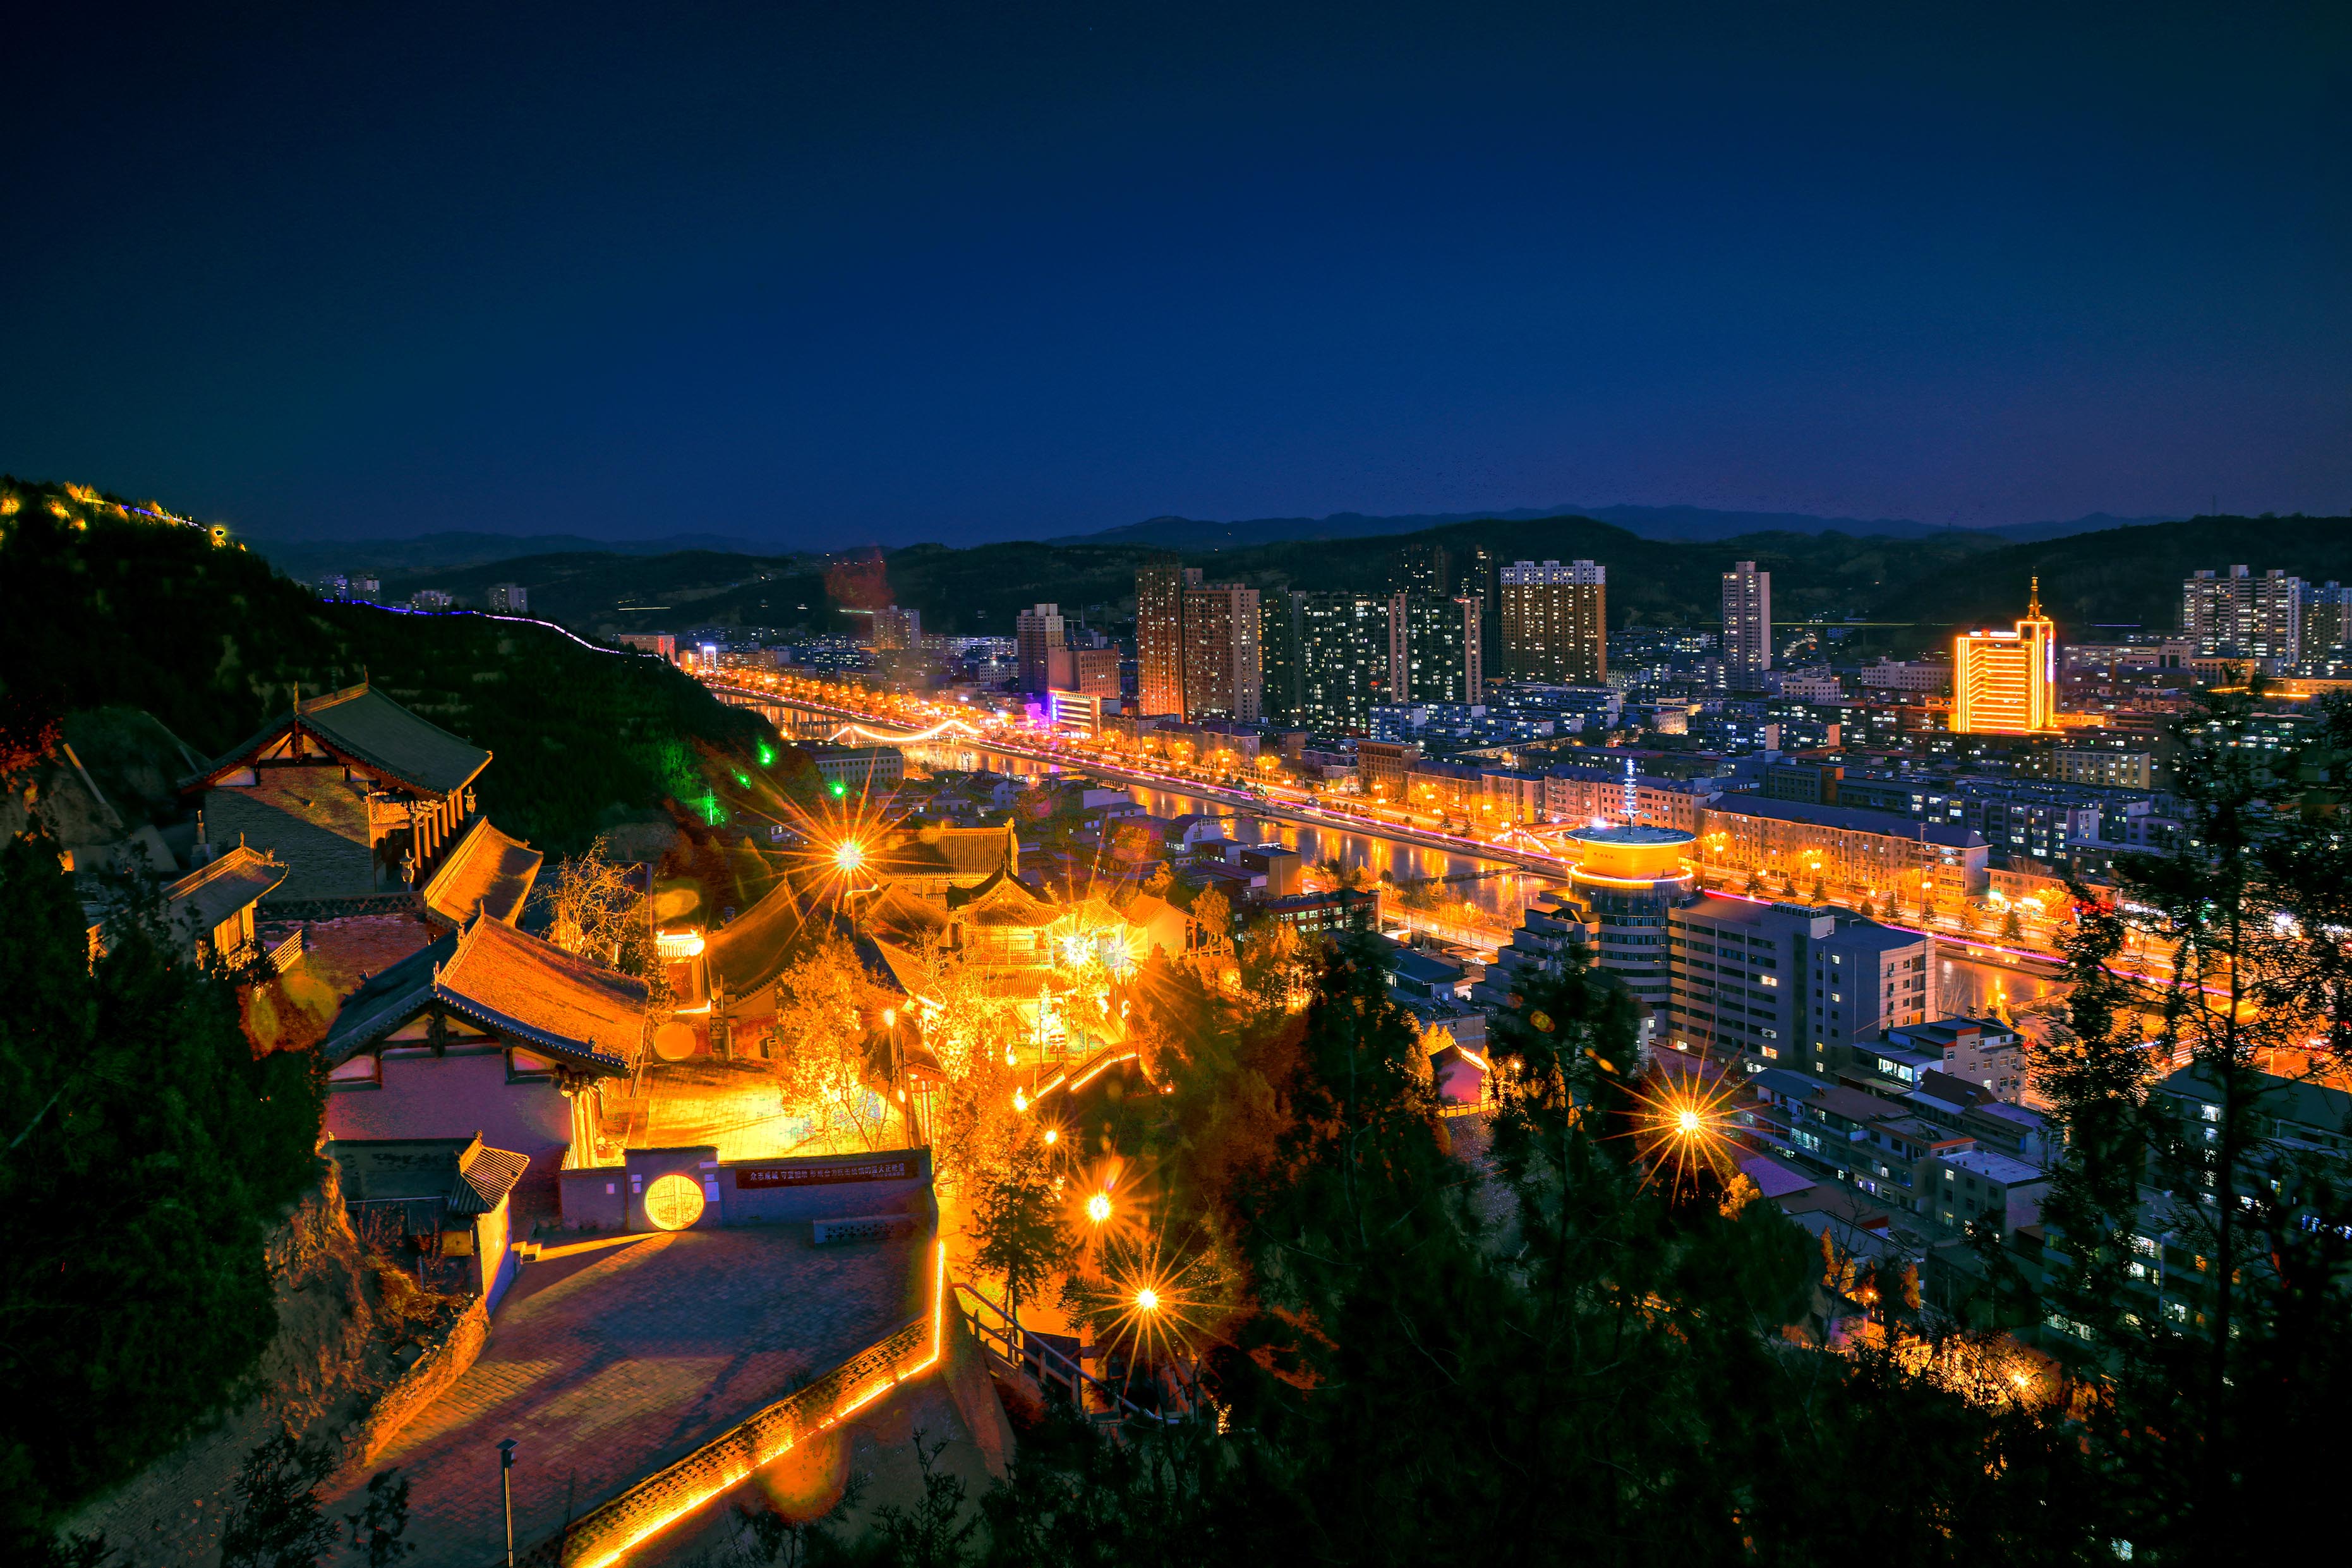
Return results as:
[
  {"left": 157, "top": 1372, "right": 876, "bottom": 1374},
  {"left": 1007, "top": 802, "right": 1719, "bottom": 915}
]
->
[
  {"left": 379, "top": 515, "right": 2019, "bottom": 638},
  {"left": 1862, "top": 515, "right": 2352, "bottom": 652},
  {"left": 0, "top": 479, "right": 778, "bottom": 853}
]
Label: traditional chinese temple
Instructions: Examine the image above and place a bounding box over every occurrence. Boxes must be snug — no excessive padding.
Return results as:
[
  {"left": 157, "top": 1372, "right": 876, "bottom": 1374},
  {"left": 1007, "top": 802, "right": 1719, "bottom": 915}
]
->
[
  {"left": 320, "top": 912, "right": 648, "bottom": 1185},
  {"left": 180, "top": 680, "right": 495, "bottom": 915}
]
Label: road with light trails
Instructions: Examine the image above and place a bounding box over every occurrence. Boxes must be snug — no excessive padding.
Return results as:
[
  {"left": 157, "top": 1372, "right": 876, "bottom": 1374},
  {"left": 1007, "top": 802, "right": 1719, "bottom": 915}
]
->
[
  {"left": 706, "top": 682, "right": 1573, "bottom": 876},
  {"left": 706, "top": 677, "right": 2108, "bottom": 989}
]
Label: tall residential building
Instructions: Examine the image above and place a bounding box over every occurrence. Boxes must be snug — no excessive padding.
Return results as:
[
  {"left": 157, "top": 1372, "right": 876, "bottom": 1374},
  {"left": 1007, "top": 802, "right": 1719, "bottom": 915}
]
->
[
  {"left": 1953, "top": 580, "right": 2056, "bottom": 735},
  {"left": 1282, "top": 591, "right": 1387, "bottom": 732},
  {"left": 1261, "top": 596, "right": 1303, "bottom": 726},
  {"left": 1499, "top": 558, "right": 1607, "bottom": 684},
  {"left": 2310, "top": 581, "right": 2352, "bottom": 656},
  {"left": 2183, "top": 565, "right": 2307, "bottom": 662},
  {"left": 1388, "top": 541, "right": 1452, "bottom": 598},
  {"left": 485, "top": 582, "right": 524, "bottom": 613},
  {"left": 1015, "top": 603, "right": 1066, "bottom": 692},
  {"left": 1135, "top": 558, "right": 1198, "bottom": 716},
  {"left": 870, "top": 605, "right": 921, "bottom": 649},
  {"left": 1463, "top": 546, "right": 1501, "bottom": 672},
  {"left": 1386, "top": 593, "right": 1483, "bottom": 704},
  {"left": 1721, "top": 560, "right": 1772, "bottom": 685},
  {"left": 1181, "top": 583, "right": 1262, "bottom": 722}
]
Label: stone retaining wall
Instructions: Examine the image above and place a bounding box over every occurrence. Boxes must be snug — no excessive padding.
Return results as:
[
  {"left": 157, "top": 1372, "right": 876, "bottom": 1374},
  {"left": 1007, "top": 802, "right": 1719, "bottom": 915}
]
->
[{"left": 346, "top": 1296, "right": 492, "bottom": 1467}]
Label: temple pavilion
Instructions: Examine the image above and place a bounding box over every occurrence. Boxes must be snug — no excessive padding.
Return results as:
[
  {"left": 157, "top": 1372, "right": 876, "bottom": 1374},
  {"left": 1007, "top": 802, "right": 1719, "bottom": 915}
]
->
[{"left": 179, "top": 680, "right": 501, "bottom": 914}]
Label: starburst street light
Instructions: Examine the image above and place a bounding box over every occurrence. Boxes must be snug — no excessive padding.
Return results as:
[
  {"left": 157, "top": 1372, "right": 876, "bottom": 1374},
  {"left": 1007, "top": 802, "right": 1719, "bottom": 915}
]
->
[
  {"left": 1087, "top": 1191, "right": 1113, "bottom": 1225},
  {"left": 834, "top": 836, "right": 866, "bottom": 874}
]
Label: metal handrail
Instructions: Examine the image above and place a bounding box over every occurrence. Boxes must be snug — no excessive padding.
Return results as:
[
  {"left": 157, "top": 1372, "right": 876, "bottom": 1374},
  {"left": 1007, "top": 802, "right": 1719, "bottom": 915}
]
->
[{"left": 951, "top": 1281, "right": 1174, "bottom": 1425}]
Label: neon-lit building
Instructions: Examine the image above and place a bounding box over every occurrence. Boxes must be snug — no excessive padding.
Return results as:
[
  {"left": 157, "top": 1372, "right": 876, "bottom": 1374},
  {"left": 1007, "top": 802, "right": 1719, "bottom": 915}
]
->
[
  {"left": 1953, "top": 580, "right": 2056, "bottom": 735},
  {"left": 1561, "top": 821, "right": 1696, "bottom": 1047}
]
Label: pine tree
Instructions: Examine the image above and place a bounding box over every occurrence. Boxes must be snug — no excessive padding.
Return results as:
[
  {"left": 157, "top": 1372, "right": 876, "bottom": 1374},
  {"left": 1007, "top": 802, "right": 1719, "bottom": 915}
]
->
[
  {"left": 0, "top": 828, "right": 323, "bottom": 1543},
  {"left": 2002, "top": 684, "right": 2352, "bottom": 1560},
  {"left": 970, "top": 1125, "right": 1075, "bottom": 1339}
]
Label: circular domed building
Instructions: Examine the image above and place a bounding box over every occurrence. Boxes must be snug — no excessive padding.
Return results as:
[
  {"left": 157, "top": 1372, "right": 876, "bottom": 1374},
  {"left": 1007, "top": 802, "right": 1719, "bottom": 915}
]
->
[{"left": 1560, "top": 822, "right": 1697, "bottom": 1047}]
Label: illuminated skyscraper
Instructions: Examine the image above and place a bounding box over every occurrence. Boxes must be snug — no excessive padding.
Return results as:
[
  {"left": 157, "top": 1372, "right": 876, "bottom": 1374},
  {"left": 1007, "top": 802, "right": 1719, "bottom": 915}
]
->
[
  {"left": 1953, "top": 580, "right": 2057, "bottom": 735},
  {"left": 1136, "top": 557, "right": 1198, "bottom": 716},
  {"left": 1499, "top": 558, "right": 1607, "bottom": 684},
  {"left": 1721, "top": 560, "right": 1771, "bottom": 685}
]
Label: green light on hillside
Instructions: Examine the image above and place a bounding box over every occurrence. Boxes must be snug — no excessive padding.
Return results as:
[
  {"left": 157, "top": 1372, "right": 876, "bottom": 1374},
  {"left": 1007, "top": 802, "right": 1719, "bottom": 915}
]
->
[
  {"left": 757, "top": 743, "right": 776, "bottom": 767},
  {"left": 828, "top": 780, "right": 847, "bottom": 799},
  {"left": 734, "top": 771, "right": 750, "bottom": 787},
  {"left": 701, "top": 795, "right": 723, "bottom": 824}
]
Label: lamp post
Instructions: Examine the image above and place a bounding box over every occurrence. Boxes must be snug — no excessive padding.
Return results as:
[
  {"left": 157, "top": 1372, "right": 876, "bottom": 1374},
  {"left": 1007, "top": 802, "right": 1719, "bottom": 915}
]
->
[{"left": 498, "top": 1438, "right": 517, "bottom": 1567}]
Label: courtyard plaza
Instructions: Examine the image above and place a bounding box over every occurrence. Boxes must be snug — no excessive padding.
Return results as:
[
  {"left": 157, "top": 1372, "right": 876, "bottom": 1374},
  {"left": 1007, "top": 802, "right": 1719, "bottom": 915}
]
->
[{"left": 326, "top": 1222, "right": 926, "bottom": 1564}]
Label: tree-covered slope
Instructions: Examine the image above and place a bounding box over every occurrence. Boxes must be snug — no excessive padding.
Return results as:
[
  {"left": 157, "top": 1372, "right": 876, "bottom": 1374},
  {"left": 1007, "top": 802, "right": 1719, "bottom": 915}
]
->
[{"left": 0, "top": 478, "right": 776, "bottom": 853}]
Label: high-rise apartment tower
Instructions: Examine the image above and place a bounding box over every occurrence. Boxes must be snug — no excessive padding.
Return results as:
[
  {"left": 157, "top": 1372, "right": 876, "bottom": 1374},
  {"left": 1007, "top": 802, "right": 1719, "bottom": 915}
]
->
[
  {"left": 1722, "top": 560, "right": 1772, "bottom": 685},
  {"left": 1499, "top": 559, "right": 1607, "bottom": 684},
  {"left": 1135, "top": 558, "right": 1198, "bottom": 716},
  {"left": 1015, "top": 603, "right": 1066, "bottom": 692},
  {"left": 1181, "top": 582, "right": 1262, "bottom": 723}
]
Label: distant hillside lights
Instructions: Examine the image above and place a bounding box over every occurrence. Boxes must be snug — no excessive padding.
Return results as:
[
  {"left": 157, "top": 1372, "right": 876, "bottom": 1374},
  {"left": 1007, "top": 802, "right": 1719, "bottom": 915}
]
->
[{"left": 0, "top": 479, "right": 239, "bottom": 546}]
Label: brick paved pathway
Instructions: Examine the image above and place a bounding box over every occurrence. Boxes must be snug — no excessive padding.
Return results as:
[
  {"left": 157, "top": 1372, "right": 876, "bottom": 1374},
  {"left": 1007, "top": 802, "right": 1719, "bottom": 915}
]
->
[{"left": 330, "top": 1226, "right": 921, "bottom": 1567}]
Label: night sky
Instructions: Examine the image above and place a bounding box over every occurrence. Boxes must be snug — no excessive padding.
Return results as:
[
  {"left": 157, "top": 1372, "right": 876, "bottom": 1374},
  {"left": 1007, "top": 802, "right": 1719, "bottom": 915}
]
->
[{"left": 7, "top": 4, "right": 2346, "bottom": 546}]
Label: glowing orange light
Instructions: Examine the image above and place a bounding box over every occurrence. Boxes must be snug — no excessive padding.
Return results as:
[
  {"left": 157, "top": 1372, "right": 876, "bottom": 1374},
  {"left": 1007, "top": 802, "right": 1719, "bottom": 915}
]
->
[
  {"left": 1087, "top": 1191, "right": 1113, "bottom": 1224},
  {"left": 1135, "top": 1287, "right": 1159, "bottom": 1312}
]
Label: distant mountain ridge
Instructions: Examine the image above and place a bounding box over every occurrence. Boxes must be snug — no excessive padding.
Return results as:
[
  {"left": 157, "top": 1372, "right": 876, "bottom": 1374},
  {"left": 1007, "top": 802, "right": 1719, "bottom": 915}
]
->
[
  {"left": 243, "top": 529, "right": 778, "bottom": 582},
  {"left": 1054, "top": 505, "right": 2182, "bottom": 550}
]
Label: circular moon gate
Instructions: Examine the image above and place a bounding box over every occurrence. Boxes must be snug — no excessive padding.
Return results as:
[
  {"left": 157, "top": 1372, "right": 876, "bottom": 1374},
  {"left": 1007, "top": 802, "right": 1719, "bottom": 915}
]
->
[{"left": 644, "top": 1171, "right": 706, "bottom": 1231}]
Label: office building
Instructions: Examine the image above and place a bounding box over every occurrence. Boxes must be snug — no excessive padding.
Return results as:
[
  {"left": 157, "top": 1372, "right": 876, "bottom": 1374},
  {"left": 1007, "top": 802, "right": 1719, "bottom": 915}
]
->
[
  {"left": 1386, "top": 592, "right": 1483, "bottom": 704},
  {"left": 485, "top": 582, "right": 525, "bottom": 614},
  {"left": 1953, "top": 580, "right": 2056, "bottom": 734},
  {"left": 1354, "top": 740, "right": 1421, "bottom": 804},
  {"left": 1858, "top": 659, "right": 1952, "bottom": 694},
  {"left": 1045, "top": 646, "right": 1121, "bottom": 698},
  {"left": 1181, "top": 582, "right": 1261, "bottom": 722},
  {"left": 1499, "top": 558, "right": 1607, "bottom": 684},
  {"left": 2183, "top": 565, "right": 2307, "bottom": 663},
  {"left": 1665, "top": 898, "right": 1931, "bottom": 1076},
  {"left": 1135, "top": 558, "right": 1198, "bottom": 716},
  {"left": 1013, "top": 603, "right": 1066, "bottom": 692},
  {"left": 1722, "top": 560, "right": 1772, "bottom": 686}
]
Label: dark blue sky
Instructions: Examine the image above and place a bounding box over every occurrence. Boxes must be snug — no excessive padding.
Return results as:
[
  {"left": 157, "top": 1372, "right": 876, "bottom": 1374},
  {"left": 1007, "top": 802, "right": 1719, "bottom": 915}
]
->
[{"left": 8, "top": 3, "right": 2346, "bottom": 545}]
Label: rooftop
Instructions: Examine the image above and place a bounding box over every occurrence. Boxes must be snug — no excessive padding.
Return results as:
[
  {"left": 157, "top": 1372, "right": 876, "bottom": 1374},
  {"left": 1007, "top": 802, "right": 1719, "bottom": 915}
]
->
[
  {"left": 1939, "top": 1149, "right": 2049, "bottom": 1185},
  {"left": 421, "top": 817, "right": 542, "bottom": 928},
  {"left": 1707, "top": 793, "right": 1987, "bottom": 848},
  {"left": 188, "top": 680, "right": 491, "bottom": 799},
  {"left": 163, "top": 845, "right": 286, "bottom": 936},
  {"left": 322, "top": 915, "right": 646, "bottom": 1074}
]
